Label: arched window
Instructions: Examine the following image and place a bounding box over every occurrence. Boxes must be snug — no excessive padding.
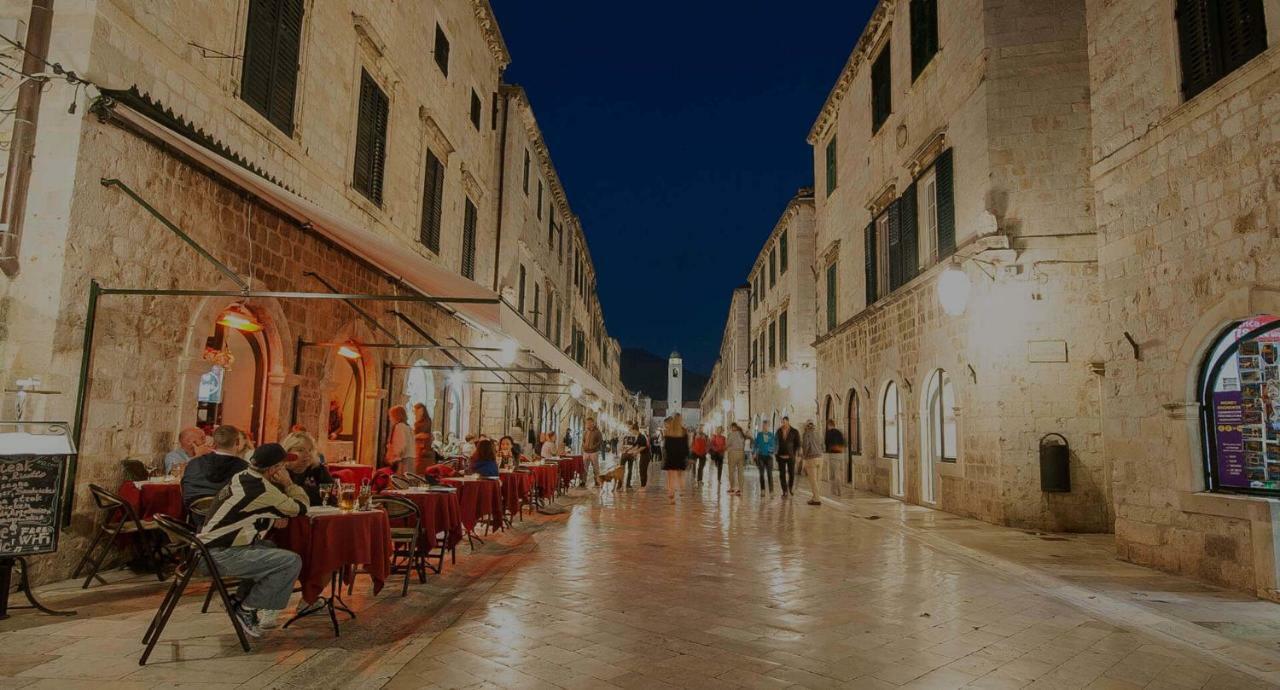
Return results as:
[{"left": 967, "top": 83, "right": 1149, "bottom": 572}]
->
[
  {"left": 404, "top": 360, "right": 436, "bottom": 428},
  {"left": 847, "top": 388, "right": 861, "bottom": 456},
  {"left": 823, "top": 395, "right": 834, "bottom": 427},
  {"left": 882, "top": 382, "right": 899, "bottom": 458},
  {"left": 926, "top": 370, "right": 957, "bottom": 462},
  {"left": 1201, "top": 315, "right": 1280, "bottom": 495}
]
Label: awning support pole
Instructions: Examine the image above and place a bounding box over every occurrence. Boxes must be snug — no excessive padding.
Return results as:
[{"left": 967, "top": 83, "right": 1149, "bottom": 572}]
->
[
  {"left": 388, "top": 310, "right": 463, "bottom": 367},
  {"left": 304, "top": 271, "right": 399, "bottom": 342},
  {"left": 101, "top": 178, "right": 249, "bottom": 291},
  {"left": 67, "top": 279, "right": 100, "bottom": 526}
]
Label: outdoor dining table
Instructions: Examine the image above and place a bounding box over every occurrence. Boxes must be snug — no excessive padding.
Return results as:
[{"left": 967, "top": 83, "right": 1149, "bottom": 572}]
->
[
  {"left": 271, "top": 507, "right": 391, "bottom": 636},
  {"left": 117, "top": 479, "right": 184, "bottom": 521},
  {"left": 384, "top": 488, "right": 464, "bottom": 554},
  {"left": 553, "top": 456, "right": 586, "bottom": 490},
  {"left": 327, "top": 463, "right": 374, "bottom": 484},
  {"left": 498, "top": 470, "right": 534, "bottom": 520},
  {"left": 522, "top": 463, "right": 559, "bottom": 505},
  {"left": 439, "top": 476, "right": 503, "bottom": 545}
]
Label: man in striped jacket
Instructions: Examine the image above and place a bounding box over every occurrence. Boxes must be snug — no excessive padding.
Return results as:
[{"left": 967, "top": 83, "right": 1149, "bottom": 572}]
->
[{"left": 199, "top": 443, "right": 308, "bottom": 637}]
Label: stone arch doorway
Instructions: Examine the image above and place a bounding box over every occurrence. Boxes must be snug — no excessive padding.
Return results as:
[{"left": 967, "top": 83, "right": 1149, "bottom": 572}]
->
[{"left": 920, "top": 369, "right": 955, "bottom": 505}]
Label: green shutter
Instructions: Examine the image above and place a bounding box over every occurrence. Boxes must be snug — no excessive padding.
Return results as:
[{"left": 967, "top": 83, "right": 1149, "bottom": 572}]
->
[
  {"left": 268, "top": 0, "right": 303, "bottom": 132},
  {"left": 462, "top": 199, "right": 477, "bottom": 279},
  {"left": 871, "top": 44, "right": 892, "bottom": 133},
  {"left": 825, "top": 136, "right": 838, "bottom": 196},
  {"left": 826, "top": 263, "right": 838, "bottom": 331},
  {"left": 518, "top": 265, "right": 526, "bottom": 312},
  {"left": 888, "top": 200, "right": 903, "bottom": 291},
  {"left": 420, "top": 150, "right": 444, "bottom": 252},
  {"left": 900, "top": 181, "right": 919, "bottom": 283},
  {"left": 864, "top": 220, "right": 877, "bottom": 306},
  {"left": 241, "top": 0, "right": 303, "bottom": 135},
  {"left": 779, "top": 311, "right": 788, "bottom": 361},
  {"left": 935, "top": 149, "right": 955, "bottom": 258},
  {"left": 353, "top": 70, "right": 388, "bottom": 205}
]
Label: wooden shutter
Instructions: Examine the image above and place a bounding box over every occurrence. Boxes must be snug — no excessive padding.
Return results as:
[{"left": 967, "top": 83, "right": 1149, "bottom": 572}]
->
[
  {"left": 353, "top": 71, "right": 388, "bottom": 205},
  {"left": 419, "top": 150, "right": 444, "bottom": 252},
  {"left": 780, "top": 311, "right": 788, "bottom": 361},
  {"left": 780, "top": 231, "right": 789, "bottom": 273},
  {"left": 518, "top": 265, "right": 526, "bottom": 312},
  {"left": 268, "top": 0, "right": 303, "bottom": 132},
  {"left": 887, "top": 200, "right": 903, "bottom": 291},
  {"left": 826, "top": 263, "right": 838, "bottom": 331},
  {"left": 864, "top": 220, "right": 877, "bottom": 306},
  {"left": 872, "top": 44, "right": 892, "bottom": 133},
  {"left": 1178, "top": 0, "right": 1222, "bottom": 98},
  {"left": 900, "top": 181, "right": 919, "bottom": 284},
  {"left": 1220, "top": 0, "right": 1267, "bottom": 73},
  {"left": 825, "top": 136, "right": 838, "bottom": 195},
  {"left": 935, "top": 149, "right": 955, "bottom": 258},
  {"left": 910, "top": 0, "right": 939, "bottom": 80},
  {"left": 241, "top": 0, "right": 275, "bottom": 116},
  {"left": 241, "top": 0, "right": 303, "bottom": 135},
  {"left": 462, "top": 199, "right": 477, "bottom": 279}
]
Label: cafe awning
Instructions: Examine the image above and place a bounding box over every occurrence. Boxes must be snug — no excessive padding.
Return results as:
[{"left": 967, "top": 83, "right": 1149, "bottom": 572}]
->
[{"left": 102, "top": 97, "right": 613, "bottom": 404}]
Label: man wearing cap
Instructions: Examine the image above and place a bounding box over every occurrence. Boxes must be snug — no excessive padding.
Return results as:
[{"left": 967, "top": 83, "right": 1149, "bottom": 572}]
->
[{"left": 199, "top": 443, "right": 308, "bottom": 637}]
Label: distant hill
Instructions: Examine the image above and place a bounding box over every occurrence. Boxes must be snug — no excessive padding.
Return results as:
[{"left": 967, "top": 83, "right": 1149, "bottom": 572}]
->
[{"left": 620, "top": 348, "right": 708, "bottom": 403}]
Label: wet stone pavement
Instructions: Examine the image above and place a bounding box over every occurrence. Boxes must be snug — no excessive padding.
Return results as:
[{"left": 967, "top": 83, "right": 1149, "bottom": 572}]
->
[{"left": 1, "top": 470, "right": 1277, "bottom": 689}]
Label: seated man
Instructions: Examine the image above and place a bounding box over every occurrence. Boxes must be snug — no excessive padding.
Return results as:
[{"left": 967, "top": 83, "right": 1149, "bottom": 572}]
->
[
  {"left": 182, "top": 425, "right": 249, "bottom": 511},
  {"left": 164, "top": 427, "right": 206, "bottom": 475},
  {"left": 198, "top": 443, "right": 308, "bottom": 637}
]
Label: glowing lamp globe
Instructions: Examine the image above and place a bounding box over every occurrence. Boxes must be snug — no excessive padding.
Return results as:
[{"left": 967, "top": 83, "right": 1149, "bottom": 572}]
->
[
  {"left": 569, "top": 383, "right": 583, "bottom": 398},
  {"left": 496, "top": 338, "right": 519, "bottom": 366},
  {"left": 336, "top": 342, "right": 361, "bottom": 360},
  {"left": 937, "top": 265, "right": 971, "bottom": 316}
]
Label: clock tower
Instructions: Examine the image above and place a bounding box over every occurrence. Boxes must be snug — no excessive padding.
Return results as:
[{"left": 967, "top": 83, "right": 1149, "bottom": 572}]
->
[{"left": 668, "top": 350, "right": 682, "bottom": 415}]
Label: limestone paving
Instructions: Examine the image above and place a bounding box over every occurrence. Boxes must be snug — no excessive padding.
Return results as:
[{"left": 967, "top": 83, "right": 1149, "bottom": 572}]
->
[{"left": 0, "top": 474, "right": 1276, "bottom": 689}]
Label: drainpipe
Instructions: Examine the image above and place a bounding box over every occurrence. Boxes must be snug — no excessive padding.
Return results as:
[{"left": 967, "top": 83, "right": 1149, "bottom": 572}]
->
[
  {"left": 490, "top": 89, "right": 510, "bottom": 293},
  {"left": 0, "top": 0, "right": 53, "bottom": 276}
]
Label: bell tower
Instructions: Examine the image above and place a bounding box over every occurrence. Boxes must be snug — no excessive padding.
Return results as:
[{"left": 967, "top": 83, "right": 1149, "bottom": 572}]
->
[{"left": 668, "top": 351, "right": 683, "bottom": 415}]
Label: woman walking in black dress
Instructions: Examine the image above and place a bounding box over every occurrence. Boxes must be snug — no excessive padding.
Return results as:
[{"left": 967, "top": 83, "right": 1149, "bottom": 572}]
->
[{"left": 662, "top": 414, "right": 690, "bottom": 504}]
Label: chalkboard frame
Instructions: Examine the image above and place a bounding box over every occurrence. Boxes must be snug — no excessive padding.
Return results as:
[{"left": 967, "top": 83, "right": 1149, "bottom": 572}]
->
[{"left": 0, "top": 422, "right": 74, "bottom": 559}]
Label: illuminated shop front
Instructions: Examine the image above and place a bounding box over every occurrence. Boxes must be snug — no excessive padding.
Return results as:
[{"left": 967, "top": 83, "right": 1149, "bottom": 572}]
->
[{"left": 1201, "top": 315, "right": 1280, "bottom": 495}]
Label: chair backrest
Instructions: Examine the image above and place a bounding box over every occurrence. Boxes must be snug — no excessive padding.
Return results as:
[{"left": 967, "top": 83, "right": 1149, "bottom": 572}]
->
[
  {"left": 152, "top": 513, "right": 221, "bottom": 576},
  {"left": 405, "top": 473, "right": 428, "bottom": 486},
  {"left": 388, "top": 474, "right": 412, "bottom": 490},
  {"left": 373, "top": 494, "right": 419, "bottom": 523},
  {"left": 188, "top": 496, "right": 216, "bottom": 519},
  {"left": 121, "top": 458, "right": 150, "bottom": 482},
  {"left": 87, "top": 483, "right": 145, "bottom": 530}
]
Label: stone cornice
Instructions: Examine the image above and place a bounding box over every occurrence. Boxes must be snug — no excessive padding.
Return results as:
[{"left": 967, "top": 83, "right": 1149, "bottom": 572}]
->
[
  {"left": 503, "top": 84, "right": 574, "bottom": 223},
  {"left": 751, "top": 189, "right": 815, "bottom": 277},
  {"left": 471, "top": 0, "right": 511, "bottom": 69},
  {"left": 806, "top": 0, "right": 895, "bottom": 145}
]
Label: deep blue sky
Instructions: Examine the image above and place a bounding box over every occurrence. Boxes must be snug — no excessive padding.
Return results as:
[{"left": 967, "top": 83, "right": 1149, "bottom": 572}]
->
[{"left": 491, "top": 1, "right": 877, "bottom": 373}]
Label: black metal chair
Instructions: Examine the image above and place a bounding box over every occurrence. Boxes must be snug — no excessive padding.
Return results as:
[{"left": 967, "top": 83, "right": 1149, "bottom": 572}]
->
[
  {"left": 120, "top": 458, "right": 151, "bottom": 482},
  {"left": 378, "top": 495, "right": 422, "bottom": 595},
  {"left": 186, "top": 496, "right": 234, "bottom": 614},
  {"left": 388, "top": 474, "right": 413, "bottom": 490},
  {"left": 139, "top": 514, "right": 249, "bottom": 665},
  {"left": 71, "top": 484, "right": 165, "bottom": 588},
  {"left": 405, "top": 473, "right": 429, "bottom": 487}
]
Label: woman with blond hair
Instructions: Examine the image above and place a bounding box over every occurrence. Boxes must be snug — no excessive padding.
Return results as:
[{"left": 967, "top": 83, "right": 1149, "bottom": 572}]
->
[
  {"left": 385, "top": 405, "right": 414, "bottom": 469},
  {"left": 661, "top": 414, "right": 690, "bottom": 504},
  {"left": 282, "top": 431, "right": 333, "bottom": 505}
]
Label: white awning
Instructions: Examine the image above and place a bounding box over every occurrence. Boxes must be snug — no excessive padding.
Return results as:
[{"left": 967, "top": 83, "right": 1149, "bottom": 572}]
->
[{"left": 107, "top": 101, "right": 613, "bottom": 404}]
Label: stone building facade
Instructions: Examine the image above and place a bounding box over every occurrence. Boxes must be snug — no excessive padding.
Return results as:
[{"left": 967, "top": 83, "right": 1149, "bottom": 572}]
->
[
  {"left": 0, "top": 0, "right": 628, "bottom": 584},
  {"left": 805, "top": 0, "right": 1108, "bottom": 530},
  {"left": 699, "top": 285, "right": 750, "bottom": 431},
  {"left": 1085, "top": 0, "right": 1280, "bottom": 599},
  {"left": 746, "top": 190, "right": 818, "bottom": 433}
]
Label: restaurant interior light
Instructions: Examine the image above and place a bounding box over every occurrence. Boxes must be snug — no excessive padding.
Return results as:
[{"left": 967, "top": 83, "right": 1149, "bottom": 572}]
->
[
  {"left": 938, "top": 262, "right": 971, "bottom": 316},
  {"left": 217, "top": 303, "right": 261, "bottom": 332},
  {"left": 336, "top": 342, "right": 361, "bottom": 360}
]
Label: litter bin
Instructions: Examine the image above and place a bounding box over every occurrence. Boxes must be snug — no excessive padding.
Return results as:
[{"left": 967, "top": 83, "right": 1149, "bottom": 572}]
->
[{"left": 1039, "top": 433, "right": 1070, "bottom": 493}]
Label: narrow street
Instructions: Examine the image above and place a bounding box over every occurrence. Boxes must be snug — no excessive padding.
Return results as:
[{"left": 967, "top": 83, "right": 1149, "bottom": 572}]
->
[{"left": 1, "top": 470, "right": 1276, "bottom": 689}]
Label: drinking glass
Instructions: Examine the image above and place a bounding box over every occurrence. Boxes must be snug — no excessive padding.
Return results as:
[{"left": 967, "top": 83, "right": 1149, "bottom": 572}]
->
[{"left": 318, "top": 483, "right": 334, "bottom": 507}]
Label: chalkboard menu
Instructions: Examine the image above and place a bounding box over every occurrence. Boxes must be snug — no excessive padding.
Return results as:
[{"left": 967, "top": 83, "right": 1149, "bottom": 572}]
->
[{"left": 0, "top": 426, "right": 72, "bottom": 558}]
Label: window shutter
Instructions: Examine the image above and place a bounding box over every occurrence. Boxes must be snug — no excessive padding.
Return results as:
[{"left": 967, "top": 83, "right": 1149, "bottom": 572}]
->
[
  {"left": 910, "top": 0, "right": 924, "bottom": 78},
  {"left": 518, "top": 265, "right": 526, "bottom": 312},
  {"left": 871, "top": 44, "right": 892, "bottom": 133},
  {"left": 826, "top": 263, "right": 838, "bottom": 331},
  {"left": 419, "top": 150, "right": 444, "bottom": 252},
  {"left": 241, "top": 0, "right": 276, "bottom": 115},
  {"left": 825, "top": 137, "right": 838, "bottom": 195},
  {"left": 935, "top": 149, "right": 955, "bottom": 258},
  {"left": 864, "top": 220, "right": 877, "bottom": 307},
  {"left": 780, "top": 311, "right": 788, "bottom": 361},
  {"left": 434, "top": 25, "right": 450, "bottom": 76},
  {"left": 353, "top": 71, "right": 388, "bottom": 205},
  {"left": 267, "top": 0, "right": 303, "bottom": 133},
  {"left": 1177, "top": 0, "right": 1221, "bottom": 99},
  {"left": 462, "top": 199, "right": 477, "bottom": 279},
  {"left": 888, "top": 200, "right": 903, "bottom": 291},
  {"left": 900, "top": 181, "right": 919, "bottom": 283},
  {"left": 1219, "top": 0, "right": 1267, "bottom": 73}
]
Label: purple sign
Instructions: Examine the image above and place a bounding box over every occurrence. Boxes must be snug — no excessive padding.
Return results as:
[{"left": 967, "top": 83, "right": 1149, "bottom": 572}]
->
[{"left": 1213, "top": 390, "right": 1247, "bottom": 487}]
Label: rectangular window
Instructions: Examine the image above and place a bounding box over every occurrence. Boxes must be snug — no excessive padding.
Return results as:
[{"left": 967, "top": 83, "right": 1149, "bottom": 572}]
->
[
  {"left": 875, "top": 213, "right": 891, "bottom": 298},
  {"left": 779, "top": 231, "right": 789, "bottom": 274},
  {"left": 461, "top": 198, "right": 477, "bottom": 279},
  {"left": 517, "top": 265, "right": 526, "bottom": 313},
  {"left": 920, "top": 168, "right": 939, "bottom": 266},
  {"left": 545, "top": 290, "right": 554, "bottom": 336},
  {"left": 419, "top": 149, "right": 444, "bottom": 253},
  {"left": 751, "top": 340, "right": 757, "bottom": 379},
  {"left": 779, "top": 310, "right": 788, "bottom": 362},
  {"left": 910, "top": 0, "right": 939, "bottom": 80},
  {"left": 825, "top": 136, "right": 837, "bottom": 196},
  {"left": 768, "top": 321, "right": 776, "bottom": 368},
  {"left": 871, "top": 43, "right": 892, "bottom": 134},
  {"left": 769, "top": 249, "right": 777, "bottom": 288},
  {"left": 557, "top": 226, "right": 564, "bottom": 262},
  {"left": 434, "top": 24, "right": 450, "bottom": 76},
  {"left": 241, "top": 0, "right": 304, "bottom": 135},
  {"left": 522, "top": 150, "right": 530, "bottom": 194},
  {"left": 1178, "top": 0, "right": 1267, "bottom": 100},
  {"left": 533, "top": 283, "right": 540, "bottom": 323},
  {"left": 826, "top": 262, "right": 838, "bottom": 331},
  {"left": 555, "top": 304, "right": 562, "bottom": 346},
  {"left": 352, "top": 70, "right": 388, "bottom": 205},
  {"left": 537, "top": 181, "right": 544, "bottom": 220},
  {"left": 752, "top": 279, "right": 759, "bottom": 309},
  {"left": 470, "top": 89, "right": 481, "bottom": 129}
]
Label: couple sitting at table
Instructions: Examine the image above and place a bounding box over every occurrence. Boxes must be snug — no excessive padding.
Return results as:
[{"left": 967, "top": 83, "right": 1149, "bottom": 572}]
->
[
  {"left": 198, "top": 442, "right": 312, "bottom": 638},
  {"left": 375, "top": 439, "right": 501, "bottom": 489}
]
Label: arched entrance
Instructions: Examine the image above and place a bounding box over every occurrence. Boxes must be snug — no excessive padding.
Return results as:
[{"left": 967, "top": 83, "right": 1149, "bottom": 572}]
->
[
  {"left": 196, "top": 311, "right": 267, "bottom": 441},
  {"left": 403, "top": 359, "right": 437, "bottom": 429},
  {"left": 322, "top": 347, "right": 364, "bottom": 464},
  {"left": 882, "top": 381, "right": 903, "bottom": 497},
  {"left": 1200, "top": 314, "right": 1280, "bottom": 494},
  {"left": 846, "top": 387, "right": 861, "bottom": 484},
  {"left": 920, "top": 370, "right": 955, "bottom": 504}
]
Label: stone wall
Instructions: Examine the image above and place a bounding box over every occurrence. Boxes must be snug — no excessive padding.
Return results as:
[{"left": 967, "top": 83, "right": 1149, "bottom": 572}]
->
[{"left": 1086, "top": 0, "right": 1280, "bottom": 598}]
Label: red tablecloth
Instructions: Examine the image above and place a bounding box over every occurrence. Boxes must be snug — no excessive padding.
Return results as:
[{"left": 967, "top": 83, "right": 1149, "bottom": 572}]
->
[
  {"left": 555, "top": 457, "right": 586, "bottom": 488},
  {"left": 117, "top": 481, "right": 184, "bottom": 521},
  {"left": 272, "top": 511, "right": 391, "bottom": 602},
  {"left": 499, "top": 471, "right": 533, "bottom": 516},
  {"left": 440, "top": 477, "right": 503, "bottom": 532},
  {"left": 526, "top": 465, "right": 558, "bottom": 500},
  {"left": 385, "top": 490, "right": 463, "bottom": 551},
  {"left": 327, "top": 463, "right": 373, "bottom": 484}
]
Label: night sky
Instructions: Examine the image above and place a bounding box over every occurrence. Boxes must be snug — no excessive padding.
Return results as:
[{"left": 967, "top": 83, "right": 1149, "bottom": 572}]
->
[{"left": 491, "top": 1, "right": 878, "bottom": 374}]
